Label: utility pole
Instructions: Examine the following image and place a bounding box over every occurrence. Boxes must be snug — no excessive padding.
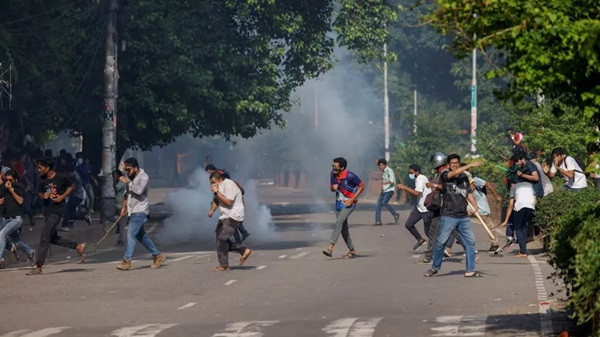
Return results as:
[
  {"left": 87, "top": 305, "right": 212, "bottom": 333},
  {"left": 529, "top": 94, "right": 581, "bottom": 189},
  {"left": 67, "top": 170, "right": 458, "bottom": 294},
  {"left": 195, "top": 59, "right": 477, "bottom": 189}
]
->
[
  {"left": 100, "top": 0, "right": 119, "bottom": 220},
  {"left": 470, "top": 31, "right": 478, "bottom": 157},
  {"left": 383, "top": 42, "right": 390, "bottom": 162},
  {"left": 413, "top": 89, "right": 417, "bottom": 135}
]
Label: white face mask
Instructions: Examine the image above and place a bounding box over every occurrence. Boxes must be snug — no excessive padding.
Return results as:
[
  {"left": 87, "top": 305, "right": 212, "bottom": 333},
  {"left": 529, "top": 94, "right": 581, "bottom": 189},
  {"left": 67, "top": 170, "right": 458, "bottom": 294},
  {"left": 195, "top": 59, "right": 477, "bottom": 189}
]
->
[
  {"left": 77, "top": 158, "right": 83, "bottom": 165},
  {"left": 408, "top": 173, "right": 416, "bottom": 180}
]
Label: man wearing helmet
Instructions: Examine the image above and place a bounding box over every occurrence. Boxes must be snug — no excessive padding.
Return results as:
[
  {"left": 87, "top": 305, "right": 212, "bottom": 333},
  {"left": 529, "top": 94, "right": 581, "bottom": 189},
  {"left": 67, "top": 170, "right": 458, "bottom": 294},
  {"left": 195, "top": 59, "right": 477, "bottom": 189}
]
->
[{"left": 424, "top": 154, "right": 482, "bottom": 278}]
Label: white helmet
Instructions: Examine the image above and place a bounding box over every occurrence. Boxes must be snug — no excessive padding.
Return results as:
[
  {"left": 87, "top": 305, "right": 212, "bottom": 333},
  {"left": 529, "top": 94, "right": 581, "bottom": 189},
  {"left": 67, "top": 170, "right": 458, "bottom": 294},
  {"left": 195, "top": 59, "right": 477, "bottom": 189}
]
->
[{"left": 431, "top": 152, "right": 447, "bottom": 169}]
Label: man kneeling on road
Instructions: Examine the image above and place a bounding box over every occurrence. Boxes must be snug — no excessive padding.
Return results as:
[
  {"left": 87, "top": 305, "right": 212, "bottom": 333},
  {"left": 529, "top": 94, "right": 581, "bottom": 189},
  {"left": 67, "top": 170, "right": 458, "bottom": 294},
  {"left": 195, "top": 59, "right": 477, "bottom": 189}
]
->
[
  {"left": 424, "top": 155, "right": 482, "bottom": 278},
  {"left": 208, "top": 171, "right": 252, "bottom": 271}
]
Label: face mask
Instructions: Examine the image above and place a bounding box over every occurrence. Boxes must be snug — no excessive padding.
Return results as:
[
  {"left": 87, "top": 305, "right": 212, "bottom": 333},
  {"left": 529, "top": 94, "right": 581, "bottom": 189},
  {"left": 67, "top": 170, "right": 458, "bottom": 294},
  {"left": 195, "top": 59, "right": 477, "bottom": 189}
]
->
[
  {"left": 408, "top": 173, "right": 416, "bottom": 180},
  {"left": 77, "top": 158, "right": 83, "bottom": 165}
]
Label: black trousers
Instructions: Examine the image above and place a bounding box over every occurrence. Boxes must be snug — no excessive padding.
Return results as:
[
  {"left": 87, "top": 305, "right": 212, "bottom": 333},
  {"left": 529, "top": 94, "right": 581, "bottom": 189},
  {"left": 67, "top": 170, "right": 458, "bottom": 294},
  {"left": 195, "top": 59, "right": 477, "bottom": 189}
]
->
[
  {"left": 513, "top": 208, "right": 534, "bottom": 255},
  {"left": 36, "top": 213, "right": 78, "bottom": 267},
  {"left": 404, "top": 207, "right": 433, "bottom": 242},
  {"left": 216, "top": 218, "right": 246, "bottom": 268}
]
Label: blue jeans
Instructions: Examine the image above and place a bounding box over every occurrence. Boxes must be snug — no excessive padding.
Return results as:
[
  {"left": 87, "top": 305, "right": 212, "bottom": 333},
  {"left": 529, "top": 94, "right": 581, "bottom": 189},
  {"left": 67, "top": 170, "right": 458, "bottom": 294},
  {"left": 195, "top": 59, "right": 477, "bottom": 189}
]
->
[
  {"left": 432, "top": 216, "right": 477, "bottom": 273},
  {"left": 0, "top": 217, "right": 34, "bottom": 259},
  {"left": 124, "top": 213, "right": 160, "bottom": 260},
  {"left": 375, "top": 191, "right": 397, "bottom": 223}
]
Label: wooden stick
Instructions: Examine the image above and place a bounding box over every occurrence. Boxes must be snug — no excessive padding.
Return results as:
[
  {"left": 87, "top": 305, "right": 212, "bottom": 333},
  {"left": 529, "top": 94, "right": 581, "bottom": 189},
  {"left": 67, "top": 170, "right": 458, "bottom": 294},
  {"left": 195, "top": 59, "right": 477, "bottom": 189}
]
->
[
  {"left": 467, "top": 200, "right": 496, "bottom": 240},
  {"left": 94, "top": 215, "right": 124, "bottom": 250}
]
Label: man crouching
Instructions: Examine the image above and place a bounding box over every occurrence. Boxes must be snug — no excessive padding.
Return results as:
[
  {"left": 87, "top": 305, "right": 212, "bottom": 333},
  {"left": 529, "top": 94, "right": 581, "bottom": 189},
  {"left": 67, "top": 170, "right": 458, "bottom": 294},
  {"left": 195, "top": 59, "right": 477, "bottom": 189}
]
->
[{"left": 208, "top": 171, "right": 252, "bottom": 271}]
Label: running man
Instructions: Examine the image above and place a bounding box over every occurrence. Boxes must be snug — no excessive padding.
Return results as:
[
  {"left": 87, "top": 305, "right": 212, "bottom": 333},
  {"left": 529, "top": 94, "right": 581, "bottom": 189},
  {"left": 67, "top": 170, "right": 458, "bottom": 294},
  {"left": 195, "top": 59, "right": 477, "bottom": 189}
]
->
[
  {"left": 323, "top": 157, "right": 364, "bottom": 259},
  {"left": 397, "top": 164, "right": 432, "bottom": 251},
  {"left": 374, "top": 159, "right": 399, "bottom": 226}
]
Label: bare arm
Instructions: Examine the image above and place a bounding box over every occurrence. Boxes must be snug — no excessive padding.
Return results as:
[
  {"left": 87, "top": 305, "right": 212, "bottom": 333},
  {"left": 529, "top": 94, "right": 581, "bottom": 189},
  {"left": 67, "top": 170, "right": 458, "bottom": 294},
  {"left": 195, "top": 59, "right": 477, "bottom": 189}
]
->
[
  {"left": 446, "top": 162, "right": 481, "bottom": 179},
  {"left": 485, "top": 181, "right": 502, "bottom": 202},
  {"left": 502, "top": 199, "right": 515, "bottom": 225},
  {"left": 466, "top": 193, "right": 478, "bottom": 214},
  {"left": 344, "top": 184, "right": 365, "bottom": 206},
  {"left": 214, "top": 191, "right": 234, "bottom": 207},
  {"left": 397, "top": 184, "right": 420, "bottom": 197}
]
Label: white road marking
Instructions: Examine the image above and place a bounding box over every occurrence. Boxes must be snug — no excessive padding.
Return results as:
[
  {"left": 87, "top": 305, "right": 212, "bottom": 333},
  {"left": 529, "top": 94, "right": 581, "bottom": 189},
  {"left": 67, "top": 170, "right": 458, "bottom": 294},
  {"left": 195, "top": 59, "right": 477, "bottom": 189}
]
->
[
  {"left": 256, "top": 265, "right": 267, "bottom": 270},
  {"left": 212, "top": 321, "right": 278, "bottom": 337},
  {"left": 348, "top": 317, "right": 383, "bottom": 337},
  {"left": 295, "top": 247, "right": 303, "bottom": 250},
  {"left": 110, "top": 324, "right": 178, "bottom": 337},
  {"left": 322, "top": 318, "right": 357, "bottom": 336},
  {"left": 527, "top": 255, "right": 553, "bottom": 336},
  {"left": 224, "top": 279, "right": 237, "bottom": 286},
  {"left": 170, "top": 255, "right": 196, "bottom": 262},
  {"left": 177, "top": 302, "right": 196, "bottom": 310},
  {"left": 290, "top": 252, "right": 309, "bottom": 259},
  {"left": 432, "top": 316, "right": 486, "bottom": 336},
  {"left": 278, "top": 255, "right": 287, "bottom": 259},
  {"left": 19, "top": 327, "right": 71, "bottom": 337}
]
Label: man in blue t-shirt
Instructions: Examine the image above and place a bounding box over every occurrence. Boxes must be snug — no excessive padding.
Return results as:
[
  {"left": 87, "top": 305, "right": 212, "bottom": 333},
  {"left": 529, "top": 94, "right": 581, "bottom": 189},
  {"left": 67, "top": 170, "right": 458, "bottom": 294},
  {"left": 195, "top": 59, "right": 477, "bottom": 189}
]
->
[{"left": 323, "top": 157, "right": 364, "bottom": 259}]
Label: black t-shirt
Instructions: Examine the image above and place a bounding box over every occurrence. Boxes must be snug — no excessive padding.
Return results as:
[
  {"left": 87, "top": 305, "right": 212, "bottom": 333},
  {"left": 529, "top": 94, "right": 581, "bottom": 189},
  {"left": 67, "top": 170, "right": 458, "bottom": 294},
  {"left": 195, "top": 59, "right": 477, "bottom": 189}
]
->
[
  {"left": 0, "top": 182, "right": 25, "bottom": 217},
  {"left": 440, "top": 170, "right": 472, "bottom": 218},
  {"left": 38, "top": 173, "right": 72, "bottom": 214}
]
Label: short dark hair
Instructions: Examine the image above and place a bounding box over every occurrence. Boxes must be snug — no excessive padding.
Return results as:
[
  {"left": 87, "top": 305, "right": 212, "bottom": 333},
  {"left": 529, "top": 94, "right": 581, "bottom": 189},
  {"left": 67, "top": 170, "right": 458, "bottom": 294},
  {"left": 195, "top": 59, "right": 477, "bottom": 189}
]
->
[
  {"left": 205, "top": 164, "right": 217, "bottom": 171},
  {"left": 38, "top": 157, "right": 55, "bottom": 170},
  {"left": 409, "top": 164, "right": 421, "bottom": 173},
  {"left": 3, "top": 169, "right": 19, "bottom": 180},
  {"left": 112, "top": 169, "right": 123, "bottom": 177},
  {"left": 333, "top": 157, "right": 347, "bottom": 169},
  {"left": 446, "top": 154, "right": 461, "bottom": 164},
  {"left": 513, "top": 152, "right": 527, "bottom": 161},
  {"left": 551, "top": 147, "right": 566, "bottom": 157},
  {"left": 377, "top": 158, "right": 387, "bottom": 166},
  {"left": 124, "top": 157, "right": 139, "bottom": 168},
  {"left": 209, "top": 170, "right": 223, "bottom": 180}
]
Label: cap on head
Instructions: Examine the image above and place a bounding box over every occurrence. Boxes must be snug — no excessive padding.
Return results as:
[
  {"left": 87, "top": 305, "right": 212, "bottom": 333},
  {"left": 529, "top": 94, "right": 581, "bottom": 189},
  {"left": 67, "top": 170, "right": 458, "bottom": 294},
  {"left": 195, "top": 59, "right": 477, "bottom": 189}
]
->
[{"left": 514, "top": 133, "right": 524, "bottom": 142}]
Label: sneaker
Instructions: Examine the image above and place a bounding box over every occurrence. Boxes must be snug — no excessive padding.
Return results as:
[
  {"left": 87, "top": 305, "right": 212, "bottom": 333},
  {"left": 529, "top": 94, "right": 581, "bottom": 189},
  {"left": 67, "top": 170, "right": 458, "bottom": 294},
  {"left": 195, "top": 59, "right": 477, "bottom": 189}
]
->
[
  {"left": 373, "top": 222, "right": 383, "bottom": 226},
  {"left": 27, "top": 251, "right": 36, "bottom": 267},
  {"left": 503, "top": 237, "right": 516, "bottom": 250},
  {"left": 424, "top": 269, "right": 438, "bottom": 277},
  {"left": 151, "top": 254, "right": 166, "bottom": 269},
  {"left": 26, "top": 267, "right": 43, "bottom": 275},
  {"left": 394, "top": 213, "right": 400, "bottom": 224},
  {"left": 117, "top": 259, "right": 132, "bottom": 270},
  {"left": 11, "top": 244, "right": 21, "bottom": 261},
  {"left": 417, "top": 257, "right": 432, "bottom": 264},
  {"left": 444, "top": 248, "right": 452, "bottom": 257},
  {"left": 57, "top": 226, "right": 70, "bottom": 232},
  {"left": 488, "top": 244, "right": 500, "bottom": 253},
  {"left": 84, "top": 213, "right": 92, "bottom": 226},
  {"left": 0, "top": 259, "right": 5, "bottom": 269},
  {"left": 413, "top": 239, "right": 427, "bottom": 251}
]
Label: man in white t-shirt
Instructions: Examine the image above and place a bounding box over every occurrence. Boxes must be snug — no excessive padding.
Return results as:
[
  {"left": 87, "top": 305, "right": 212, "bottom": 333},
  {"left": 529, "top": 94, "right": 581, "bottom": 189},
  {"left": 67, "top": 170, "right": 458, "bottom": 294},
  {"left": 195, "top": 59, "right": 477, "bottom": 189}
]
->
[
  {"left": 397, "top": 164, "right": 432, "bottom": 252},
  {"left": 466, "top": 172, "right": 503, "bottom": 252},
  {"left": 374, "top": 159, "right": 399, "bottom": 225},
  {"left": 544, "top": 147, "right": 587, "bottom": 191},
  {"left": 501, "top": 182, "right": 536, "bottom": 257},
  {"left": 208, "top": 171, "right": 252, "bottom": 271}
]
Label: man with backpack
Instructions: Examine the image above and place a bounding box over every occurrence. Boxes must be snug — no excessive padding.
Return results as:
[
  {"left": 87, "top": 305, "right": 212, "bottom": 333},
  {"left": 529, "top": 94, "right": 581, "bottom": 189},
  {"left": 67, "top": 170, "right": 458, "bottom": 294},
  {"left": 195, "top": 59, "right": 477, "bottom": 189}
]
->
[{"left": 544, "top": 147, "right": 587, "bottom": 191}]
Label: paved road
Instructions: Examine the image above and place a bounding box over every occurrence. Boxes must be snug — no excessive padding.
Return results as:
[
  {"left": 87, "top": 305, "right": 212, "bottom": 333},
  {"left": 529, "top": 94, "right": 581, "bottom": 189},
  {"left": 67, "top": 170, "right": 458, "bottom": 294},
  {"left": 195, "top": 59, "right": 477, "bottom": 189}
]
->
[{"left": 0, "top": 189, "right": 563, "bottom": 336}]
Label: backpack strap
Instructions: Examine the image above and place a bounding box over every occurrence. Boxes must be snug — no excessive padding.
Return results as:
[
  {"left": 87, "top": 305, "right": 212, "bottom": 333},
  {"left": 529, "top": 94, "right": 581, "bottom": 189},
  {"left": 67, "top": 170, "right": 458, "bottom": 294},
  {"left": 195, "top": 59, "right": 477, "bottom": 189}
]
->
[{"left": 565, "top": 156, "right": 585, "bottom": 174}]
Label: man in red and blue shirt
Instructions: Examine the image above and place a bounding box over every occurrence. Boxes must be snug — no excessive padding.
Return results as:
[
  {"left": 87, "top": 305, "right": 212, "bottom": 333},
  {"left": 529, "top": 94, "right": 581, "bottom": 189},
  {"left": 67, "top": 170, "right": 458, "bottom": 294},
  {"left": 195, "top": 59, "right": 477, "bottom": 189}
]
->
[{"left": 323, "top": 157, "right": 365, "bottom": 259}]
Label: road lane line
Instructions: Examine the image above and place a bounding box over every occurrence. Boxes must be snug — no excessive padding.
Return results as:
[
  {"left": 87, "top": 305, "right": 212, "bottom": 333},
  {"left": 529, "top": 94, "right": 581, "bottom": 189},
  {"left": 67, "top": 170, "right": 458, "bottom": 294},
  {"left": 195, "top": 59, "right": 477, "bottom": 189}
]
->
[
  {"left": 224, "top": 279, "right": 237, "bottom": 286},
  {"left": 177, "top": 302, "right": 196, "bottom": 310},
  {"left": 432, "top": 316, "right": 486, "bottom": 336},
  {"left": 290, "top": 252, "right": 309, "bottom": 259},
  {"left": 110, "top": 324, "right": 178, "bottom": 337},
  {"left": 348, "top": 317, "right": 383, "bottom": 337},
  {"left": 527, "top": 255, "right": 554, "bottom": 336},
  {"left": 256, "top": 265, "right": 267, "bottom": 270},
  {"left": 20, "top": 327, "right": 71, "bottom": 337},
  {"left": 278, "top": 255, "right": 287, "bottom": 259},
  {"left": 322, "top": 318, "right": 357, "bottom": 336},
  {"left": 295, "top": 247, "right": 303, "bottom": 250},
  {"left": 170, "top": 255, "right": 196, "bottom": 262},
  {"left": 212, "top": 321, "right": 278, "bottom": 337}
]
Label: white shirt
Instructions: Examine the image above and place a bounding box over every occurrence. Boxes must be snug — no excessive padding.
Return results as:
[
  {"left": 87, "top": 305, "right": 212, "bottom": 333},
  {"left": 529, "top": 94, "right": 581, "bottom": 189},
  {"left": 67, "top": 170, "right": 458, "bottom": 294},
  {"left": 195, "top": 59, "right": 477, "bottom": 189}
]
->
[
  {"left": 510, "top": 182, "right": 536, "bottom": 212},
  {"left": 217, "top": 179, "right": 244, "bottom": 222},
  {"left": 381, "top": 166, "right": 396, "bottom": 193},
  {"left": 531, "top": 161, "right": 554, "bottom": 196},
  {"left": 126, "top": 169, "right": 149, "bottom": 216},
  {"left": 550, "top": 156, "right": 587, "bottom": 189},
  {"left": 414, "top": 174, "right": 432, "bottom": 213}
]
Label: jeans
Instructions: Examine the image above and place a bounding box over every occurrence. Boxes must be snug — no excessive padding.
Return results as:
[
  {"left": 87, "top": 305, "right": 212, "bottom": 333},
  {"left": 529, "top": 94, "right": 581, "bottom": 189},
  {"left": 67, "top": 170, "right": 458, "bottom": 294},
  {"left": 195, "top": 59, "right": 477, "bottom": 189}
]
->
[
  {"left": 513, "top": 208, "right": 534, "bottom": 254},
  {"left": 375, "top": 191, "right": 397, "bottom": 223},
  {"left": 432, "top": 216, "right": 477, "bottom": 273},
  {"left": 404, "top": 207, "right": 433, "bottom": 242},
  {"left": 84, "top": 183, "right": 95, "bottom": 211},
  {"left": 23, "top": 191, "right": 37, "bottom": 226},
  {"left": 216, "top": 218, "right": 247, "bottom": 268},
  {"left": 0, "top": 217, "right": 34, "bottom": 260},
  {"left": 124, "top": 213, "right": 160, "bottom": 260},
  {"left": 424, "top": 216, "right": 440, "bottom": 260},
  {"left": 64, "top": 196, "right": 87, "bottom": 228},
  {"left": 232, "top": 223, "right": 250, "bottom": 244},
  {"left": 330, "top": 206, "right": 355, "bottom": 250},
  {"left": 37, "top": 213, "right": 79, "bottom": 267}
]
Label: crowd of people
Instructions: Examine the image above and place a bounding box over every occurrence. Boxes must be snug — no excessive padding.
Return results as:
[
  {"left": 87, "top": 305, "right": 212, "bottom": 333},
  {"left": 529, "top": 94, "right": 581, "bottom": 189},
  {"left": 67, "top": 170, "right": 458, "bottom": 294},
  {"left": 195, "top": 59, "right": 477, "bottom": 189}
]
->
[{"left": 324, "top": 132, "right": 597, "bottom": 278}]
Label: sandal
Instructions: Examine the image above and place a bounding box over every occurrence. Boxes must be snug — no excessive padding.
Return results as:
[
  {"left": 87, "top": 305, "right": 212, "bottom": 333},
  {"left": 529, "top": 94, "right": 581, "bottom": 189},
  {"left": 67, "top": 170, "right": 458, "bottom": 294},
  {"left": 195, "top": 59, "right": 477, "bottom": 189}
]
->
[
  {"left": 343, "top": 251, "right": 356, "bottom": 259},
  {"left": 212, "top": 266, "right": 229, "bottom": 272},
  {"left": 322, "top": 248, "right": 333, "bottom": 257},
  {"left": 464, "top": 272, "right": 483, "bottom": 278},
  {"left": 76, "top": 243, "right": 87, "bottom": 263}
]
